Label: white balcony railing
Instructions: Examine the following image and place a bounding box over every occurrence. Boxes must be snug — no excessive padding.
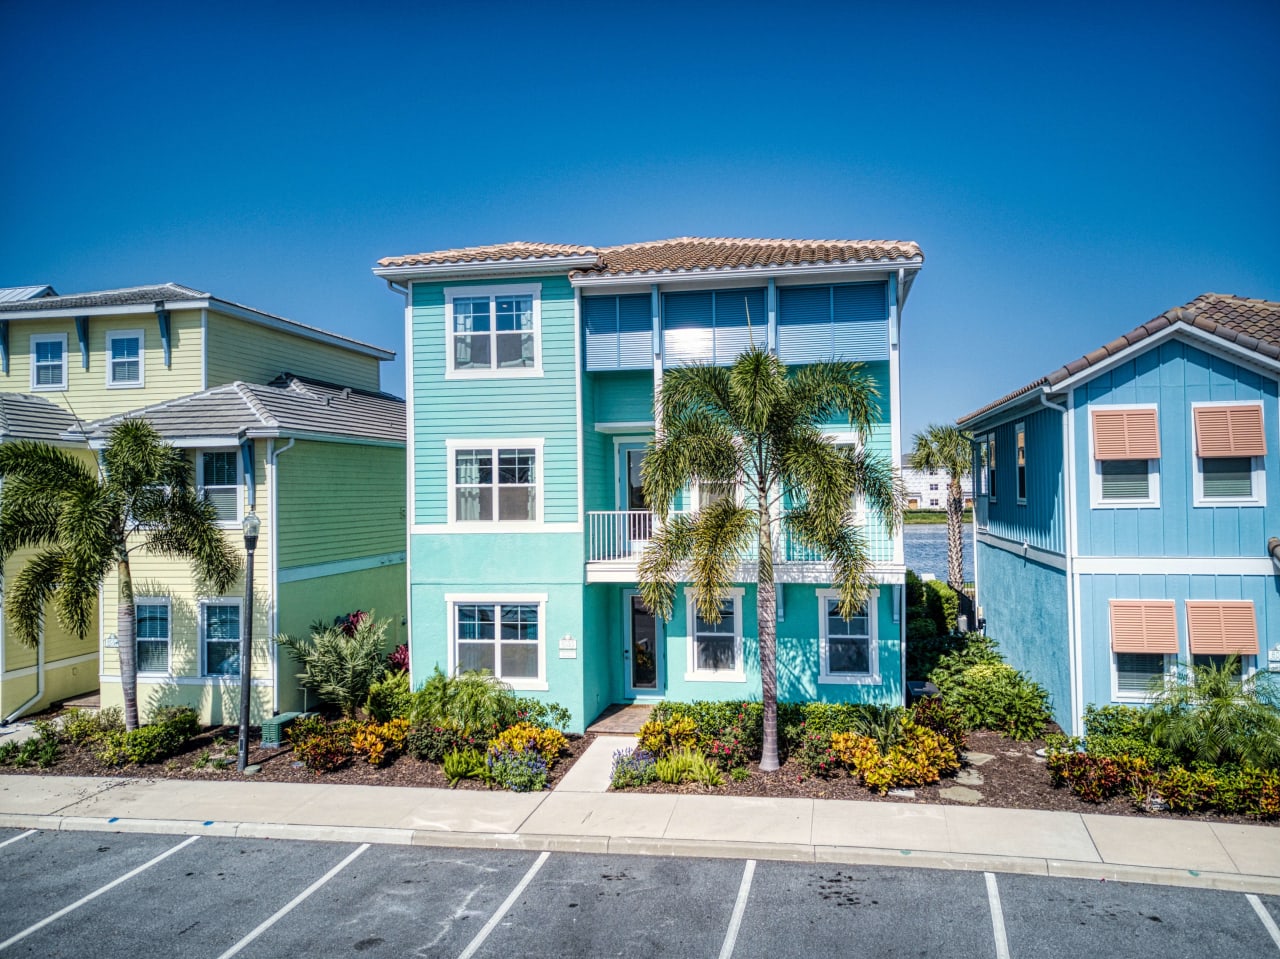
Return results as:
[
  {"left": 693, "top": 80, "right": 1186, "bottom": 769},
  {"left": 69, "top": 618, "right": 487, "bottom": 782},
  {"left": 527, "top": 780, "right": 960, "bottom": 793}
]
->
[{"left": 586, "top": 511, "right": 897, "bottom": 565}]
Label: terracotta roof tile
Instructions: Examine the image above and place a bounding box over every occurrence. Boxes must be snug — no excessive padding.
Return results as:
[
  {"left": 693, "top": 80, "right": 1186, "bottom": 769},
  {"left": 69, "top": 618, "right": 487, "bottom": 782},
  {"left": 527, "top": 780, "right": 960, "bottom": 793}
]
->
[
  {"left": 375, "top": 236, "right": 923, "bottom": 274},
  {"left": 958, "top": 294, "right": 1280, "bottom": 425}
]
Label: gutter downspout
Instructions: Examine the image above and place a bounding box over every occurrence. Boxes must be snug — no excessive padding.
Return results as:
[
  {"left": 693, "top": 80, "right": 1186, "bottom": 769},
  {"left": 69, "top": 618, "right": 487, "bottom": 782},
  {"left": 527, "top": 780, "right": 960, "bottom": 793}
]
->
[
  {"left": 1269, "top": 537, "right": 1280, "bottom": 574},
  {"left": 268, "top": 437, "right": 296, "bottom": 715},
  {"left": 3, "top": 633, "right": 44, "bottom": 725}
]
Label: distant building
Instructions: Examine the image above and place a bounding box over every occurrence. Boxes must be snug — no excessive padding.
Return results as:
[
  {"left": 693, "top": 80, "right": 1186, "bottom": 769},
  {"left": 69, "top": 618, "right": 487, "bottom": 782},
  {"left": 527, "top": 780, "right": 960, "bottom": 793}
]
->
[{"left": 899, "top": 456, "right": 973, "bottom": 510}]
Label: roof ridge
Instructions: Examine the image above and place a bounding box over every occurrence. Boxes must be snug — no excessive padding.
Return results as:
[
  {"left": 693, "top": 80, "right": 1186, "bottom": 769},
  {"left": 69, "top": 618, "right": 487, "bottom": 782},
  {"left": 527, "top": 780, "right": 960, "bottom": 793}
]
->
[
  {"left": 234, "top": 382, "right": 279, "bottom": 427},
  {"left": 39, "top": 282, "right": 209, "bottom": 300}
]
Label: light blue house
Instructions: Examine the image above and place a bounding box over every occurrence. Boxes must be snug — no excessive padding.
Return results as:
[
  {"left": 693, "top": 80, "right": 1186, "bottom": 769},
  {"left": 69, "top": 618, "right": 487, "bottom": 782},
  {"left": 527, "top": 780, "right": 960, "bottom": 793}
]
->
[
  {"left": 374, "top": 237, "right": 925, "bottom": 732},
  {"left": 958, "top": 294, "right": 1280, "bottom": 735}
]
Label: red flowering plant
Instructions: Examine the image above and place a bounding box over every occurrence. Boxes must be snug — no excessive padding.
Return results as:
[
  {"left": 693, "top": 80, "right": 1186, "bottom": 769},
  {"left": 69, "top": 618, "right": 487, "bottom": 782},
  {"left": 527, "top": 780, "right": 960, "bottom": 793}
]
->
[
  {"left": 387, "top": 643, "right": 410, "bottom": 673},
  {"left": 334, "top": 610, "right": 370, "bottom": 637},
  {"left": 707, "top": 710, "right": 756, "bottom": 770}
]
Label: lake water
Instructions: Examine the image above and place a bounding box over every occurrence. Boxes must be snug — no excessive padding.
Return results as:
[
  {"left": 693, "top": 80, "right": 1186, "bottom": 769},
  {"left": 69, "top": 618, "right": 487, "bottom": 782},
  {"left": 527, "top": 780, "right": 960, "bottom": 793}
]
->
[{"left": 902, "top": 523, "right": 973, "bottom": 582}]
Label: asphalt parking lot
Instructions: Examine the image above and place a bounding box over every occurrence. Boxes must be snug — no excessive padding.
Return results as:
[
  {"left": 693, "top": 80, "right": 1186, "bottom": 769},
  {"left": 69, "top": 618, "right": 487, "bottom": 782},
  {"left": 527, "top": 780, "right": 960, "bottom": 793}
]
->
[{"left": 0, "top": 827, "right": 1277, "bottom": 958}]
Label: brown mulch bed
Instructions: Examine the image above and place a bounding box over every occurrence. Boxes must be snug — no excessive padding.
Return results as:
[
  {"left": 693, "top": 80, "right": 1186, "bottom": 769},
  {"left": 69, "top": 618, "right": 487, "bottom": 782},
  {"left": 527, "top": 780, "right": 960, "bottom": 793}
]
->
[
  {"left": 1, "top": 723, "right": 594, "bottom": 791},
  {"left": 624, "top": 729, "right": 1278, "bottom": 827}
]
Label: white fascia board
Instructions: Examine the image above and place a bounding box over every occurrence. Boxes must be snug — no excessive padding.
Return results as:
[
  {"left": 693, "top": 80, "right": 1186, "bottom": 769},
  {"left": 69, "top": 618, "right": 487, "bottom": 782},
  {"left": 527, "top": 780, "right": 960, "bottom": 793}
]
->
[
  {"left": 85, "top": 434, "right": 244, "bottom": 450},
  {"left": 0, "top": 303, "right": 159, "bottom": 320},
  {"left": 569, "top": 259, "right": 923, "bottom": 289},
  {"left": 1073, "top": 555, "right": 1276, "bottom": 575},
  {"left": 373, "top": 257, "right": 600, "bottom": 282},
  {"left": 243, "top": 428, "right": 404, "bottom": 448}
]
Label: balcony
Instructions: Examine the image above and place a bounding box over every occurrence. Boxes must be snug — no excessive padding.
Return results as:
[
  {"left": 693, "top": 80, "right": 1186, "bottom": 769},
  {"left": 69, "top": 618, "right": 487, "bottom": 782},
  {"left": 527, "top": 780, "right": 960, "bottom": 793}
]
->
[{"left": 585, "top": 510, "right": 899, "bottom": 582}]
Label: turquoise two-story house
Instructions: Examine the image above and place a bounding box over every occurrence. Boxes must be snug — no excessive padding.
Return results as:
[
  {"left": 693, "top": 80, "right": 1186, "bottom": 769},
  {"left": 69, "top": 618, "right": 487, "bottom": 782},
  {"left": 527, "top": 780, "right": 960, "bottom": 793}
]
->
[
  {"left": 958, "top": 294, "right": 1279, "bottom": 735},
  {"left": 375, "top": 237, "right": 924, "bottom": 732}
]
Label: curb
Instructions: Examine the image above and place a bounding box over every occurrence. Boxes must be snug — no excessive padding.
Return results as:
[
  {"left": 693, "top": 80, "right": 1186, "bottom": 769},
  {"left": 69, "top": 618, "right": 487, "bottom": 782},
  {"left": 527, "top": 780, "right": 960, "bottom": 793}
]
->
[{"left": 4, "top": 811, "right": 1280, "bottom": 895}]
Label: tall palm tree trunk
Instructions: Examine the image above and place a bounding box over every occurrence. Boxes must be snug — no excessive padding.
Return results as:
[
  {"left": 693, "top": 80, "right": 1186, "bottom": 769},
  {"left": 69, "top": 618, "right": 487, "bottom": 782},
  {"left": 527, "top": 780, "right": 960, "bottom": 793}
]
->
[
  {"left": 116, "top": 558, "right": 139, "bottom": 731},
  {"left": 946, "top": 477, "right": 964, "bottom": 592},
  {"left": 757, "top": 496, "right": 779, "bottom": 772}
]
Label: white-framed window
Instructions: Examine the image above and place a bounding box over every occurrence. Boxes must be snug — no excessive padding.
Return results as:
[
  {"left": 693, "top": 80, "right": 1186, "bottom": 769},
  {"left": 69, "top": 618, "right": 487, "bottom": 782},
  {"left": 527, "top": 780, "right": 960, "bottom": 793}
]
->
[
  {"left": 929, "top": 498, "right": 939, "bottom": 507},
  {"left": 29, "top": 333, "right": 67, "bottom": 390},
  {"left": 976, "top": 437, "right": 989, "bottom": 497},
  {"left": 197, "top": 449, "right": 242, "bottom": 526},
  {"left": 1191, "top": 402, "right": 1267, "bottom": 507},
  {"left": 818, "top": 588, "right": 878, "bottom": 683},
  {"left": 928, "top": 483, "right": 939, "bottom": 491},
  {"left": 444, "top": 284, "right": 542, "bottom": 378},
  {"left": 135, "top": 598, "right": 171, "bottom": 674},
  {"left": 685, "top": 588, "right": 746, "bottom": 682},
  {"left": 1190, "top": 653, "right": 1249, "bottom": 681},
  {"left": 201, "top": 600, "right": 242, "bottom": 677},
  {"left": 445, "top": 593, "right": 547, "bottom": 690},
  {"left": 447, "top": 439, "right": 543, "bottom": 526},
  {"left": 1015, "top": 421, "right": 1027, "bottom": 505},
  {"left": 105, "top": 329, "right": 144, "bottom": 387},
  {"left": 1089, "top": 405, "right": 1161, "bottom": 509},
  {"left": 986, "top": 432, "right": 997, "bottom": 502},
  {"left": 1112, "top": 652, "right": 1172, "bottom": 702}
]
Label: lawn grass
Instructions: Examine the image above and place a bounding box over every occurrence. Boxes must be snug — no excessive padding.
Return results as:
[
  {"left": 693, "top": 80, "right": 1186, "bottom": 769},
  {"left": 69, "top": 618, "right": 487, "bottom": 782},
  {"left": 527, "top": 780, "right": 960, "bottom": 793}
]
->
[{"left": 903, "top": 509, "right": 973, "bottom": 524}]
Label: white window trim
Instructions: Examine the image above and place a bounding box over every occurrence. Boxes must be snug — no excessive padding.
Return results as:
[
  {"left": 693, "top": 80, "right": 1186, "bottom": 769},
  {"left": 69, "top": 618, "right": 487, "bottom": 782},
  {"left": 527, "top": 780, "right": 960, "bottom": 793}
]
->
[
  {"left": 987, "top": 432, "right": 998, "bottom": 503},
  {"left": 444, "top": 592, "right": 548, "bottom": 691},
  {"left": 200, "top": 599, "right": 244, "bottom": 679},
  {"left": 1088, "top": 403, "right": 1161, "bottom": 509},
  {"left": 445, "top": 438, "right": 546, "bottom": 530},
  {"left": 684, "top": 587, "right": 746, "bottom": 682},
  {"left": 825, "top": 430, "right": 869, "bottom": 525},
  {"left": 1189, "top": 652, "right": 1256, "bottom": 681},
  {"left": 1015, "top": 421, "right": 1027, "bottom": 506},
  {"left": 29, "top": 332, "right": 68, "bottom": 391},
  {"left": 134, "top": 596, "right": 172, "bottom": 676},
  {"left": 817, "top": 588, "right": 880, "bottom": 684},
  {"left": 1190, "top": 401, "right": 1267, "bottom": 508},
  {"left": 1110, "top": 650, "right": 1173, "bottom": 704},
  {"left": 105, "top": 328, "right": 145, "bottom": 388},
  {"left": 443, "top": 283, "right": 543, "bottom": 380},
  {"left": 196, "top": 448, "right": 244, "bottom": 529}
]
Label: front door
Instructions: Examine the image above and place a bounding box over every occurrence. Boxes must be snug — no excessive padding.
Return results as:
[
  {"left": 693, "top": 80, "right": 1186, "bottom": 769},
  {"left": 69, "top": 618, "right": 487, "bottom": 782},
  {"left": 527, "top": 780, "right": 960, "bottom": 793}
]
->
[{"left": 624, "top": 591, "right": 662, "bottom": 697}]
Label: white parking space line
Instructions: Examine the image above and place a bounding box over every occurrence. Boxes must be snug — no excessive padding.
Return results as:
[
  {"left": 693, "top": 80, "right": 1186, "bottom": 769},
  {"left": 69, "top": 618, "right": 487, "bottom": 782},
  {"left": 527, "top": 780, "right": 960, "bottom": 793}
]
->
[
  {"left": 456, "top": 851, "right": 550, "bottom": 959},
  {"left": 0, "top": 830, "right": 36, "bottom": 851},
  {"left": 216, "top": 842, "right": 370, "bottom": 959},
  {"left": 0, "top": 834, "right": 200, "bottom": 951},
  {"left": 984, "top": 872, "right": 1011, "bottom": 959},
  {"left": 1248, "top": 895, "right": 1280, "bottom": 951},
  {"left": 718, "top": 859, "right": 756, "bottom": 959}
]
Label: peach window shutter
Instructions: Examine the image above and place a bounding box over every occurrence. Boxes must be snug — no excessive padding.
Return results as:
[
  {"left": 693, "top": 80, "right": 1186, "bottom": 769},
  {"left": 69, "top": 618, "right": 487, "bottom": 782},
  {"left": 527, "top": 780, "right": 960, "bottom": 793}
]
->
[
  {"left": 1193, "top": 405, "right": 1267, "bottom": 458},
  {"left": 1092, "top": 409, "right": 1160, "bottom": 460},
  {"left": 1186, "top": 601, "right": 1260, "bottom": 655},
  {"left": 1109, "top": 600, "right": 1178, "bottom": 653}
]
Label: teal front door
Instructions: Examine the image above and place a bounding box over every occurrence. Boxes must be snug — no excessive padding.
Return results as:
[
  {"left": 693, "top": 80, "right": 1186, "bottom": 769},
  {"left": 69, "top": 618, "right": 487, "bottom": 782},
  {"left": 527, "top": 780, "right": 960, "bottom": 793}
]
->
[{"left": 624, "top": 590, "right": 662, "bottom": 697}]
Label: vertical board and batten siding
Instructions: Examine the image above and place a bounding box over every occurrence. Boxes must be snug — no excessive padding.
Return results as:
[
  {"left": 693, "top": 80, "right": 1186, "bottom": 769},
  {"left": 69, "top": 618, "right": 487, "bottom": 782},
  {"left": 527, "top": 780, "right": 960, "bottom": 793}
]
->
[
  {"left": 980, "top": 406, "right": 1066, "bottom": 554},
  {"left": 583, "top": 294, "right": 651, "bottom": 371},
  {"left": 777, "top": 282, "right": 889, "bottom": 364},
  {"left": 1078, "top": 572, "right": 1280, "bottom": 712},
  {"left": 1, "top": 312, "right": 204, "bottom": 421},
  {"left": 411, "top": 275, "right": 579, "bottom": 524},
  {"left": 275, "top": 440, "right": 405, "bottom": 568},
  {"left": 204, "top": 313, "right": 382, "bottom": 392},
  {"left": 661, "top": 288, "right": 768, "bottom": 367},
  {"left": 1072, "top": 340, "right": 1279, "bottom": 557},
  {"left": 975, "top": 542, "right": 1072, "bottom": 730}
]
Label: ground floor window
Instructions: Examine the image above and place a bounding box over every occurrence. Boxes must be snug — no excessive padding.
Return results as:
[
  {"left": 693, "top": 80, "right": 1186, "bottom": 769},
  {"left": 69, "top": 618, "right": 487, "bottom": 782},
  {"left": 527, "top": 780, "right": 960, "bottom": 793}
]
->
[
  {"left": 818, "top": 589, "right": 877, "bottom": 682},
  {"left": 1191, "top": 653, "right": 1247, "bottom": 680},
  {"left": 1113, "top": 652, "right": 1168, "bottom": 699},
  {"left": 135, "top": 599, "right": 170, "bottom": 674},
  {"left": 203, "top": 601, "right": 242, "bottom": 676},
  {"left": 449, "top": 595, "right": 545, "bottom": 686},
  {"left": 685, "top": 589, "right": 745, "bottom": 681}
]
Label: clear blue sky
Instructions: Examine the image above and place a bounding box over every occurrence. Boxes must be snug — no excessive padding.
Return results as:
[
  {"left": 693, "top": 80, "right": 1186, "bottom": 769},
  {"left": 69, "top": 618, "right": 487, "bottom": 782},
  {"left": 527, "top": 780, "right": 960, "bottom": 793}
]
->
[{"left": 3, "top": 0, "right": 1277, "bottom": 440}]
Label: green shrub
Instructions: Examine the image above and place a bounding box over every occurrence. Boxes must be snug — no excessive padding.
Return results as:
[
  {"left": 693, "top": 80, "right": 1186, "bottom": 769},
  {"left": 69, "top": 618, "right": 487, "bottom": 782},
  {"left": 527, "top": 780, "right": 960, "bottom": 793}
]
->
[
  {"left": 930, "top": 637, "right": 1050, "bottom": 740},
  {"left": 406, "top": 724, "right": 486, "bottom": 763},
  {"left": 442, "top": 748, "right": 488, "bottom": 786},
  {"left": 486, "top": 747, "right": 548, "bottom": 791},
  {"left": 95, "top": 707, "right": 200, "bottom": 767},
  {"left": 0, "top": 729, "right": 59, "bottom": 768},
  {"left": 1083, "top": 704, "right": 1150, "bottom": 739},
  {"left": 408, "top": 668, "right": 520, "bottom": 734},
  {"left": 652, "top": 747, "right": 721, "bottom": 786},
  {"left": 278, "top": 615, "right": 392, "bottom": 718},
  {"left": 906, "top": 631, "right": 968, "bottom": 681},
  {"left": 730, "top": 766, "right": 751, "bottom": 782},
  {"left": 366, "top": 669, "right": 413, "bottom": 723},
  {"left": 58, "top": 707, "right": 124, "bottom": 746},
  {"left": 290, "top": 723, "right": 354, "bottom": 773},
  {"left": 637, "top": 716, "right": 699, "bottom": 757},
  {"left": 909, "top": 697, "right": 968, "bottom": 753},
  {"left": 922, "top": 579, "right": 960, "bottom": 634},
  {"left": 793, "top": 730, "right": 840, "bottom": 778},
  {"left": 514, "top": 698, "right": 573, "bottom": 731}
]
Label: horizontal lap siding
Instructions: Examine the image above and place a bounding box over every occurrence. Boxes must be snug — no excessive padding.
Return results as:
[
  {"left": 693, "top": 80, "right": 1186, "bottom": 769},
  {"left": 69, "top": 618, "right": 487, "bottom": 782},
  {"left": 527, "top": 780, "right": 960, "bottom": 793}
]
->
[
  {"left": 1079, "top": 572, "right": 1280, "bottom": 712},
  {"left": 982, "top": 406, "right": 1065, "bottom": 553},
  {"left": 276, "top": 440, "right": 405, "bottom": 567},
  {"left": 412, "top": 276, "right": 579, "bottom": 524},
  {"left": 1074, "top": 341, "right": 1279, "bottom": 557},
  {"left": 204, "top": 314, "right": 382, "bottom": 391},
  {"left": 1, "top": 312, "right": 204, "bottom": 420}
]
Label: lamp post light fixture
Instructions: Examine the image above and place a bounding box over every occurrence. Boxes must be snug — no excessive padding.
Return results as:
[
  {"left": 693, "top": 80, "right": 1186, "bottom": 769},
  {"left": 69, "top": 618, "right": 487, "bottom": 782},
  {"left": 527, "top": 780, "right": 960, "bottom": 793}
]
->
[{"left": 238, "top": 511, "right": 261, "bottom": 773}]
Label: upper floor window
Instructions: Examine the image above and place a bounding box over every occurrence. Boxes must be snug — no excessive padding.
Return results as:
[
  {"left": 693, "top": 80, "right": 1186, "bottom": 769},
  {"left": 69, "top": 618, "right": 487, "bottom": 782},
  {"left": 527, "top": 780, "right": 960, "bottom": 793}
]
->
[
  {"left": 1192, "top": 403, "right": 1266, "bottom": 507},
  {"left": 928, "top": 483, "right": 939, "bottom": 491},
  {"left": 198, "top": 450, "right": 241, "bottom": 526},
  {"left": 30, "top": 333, "right": 67, "bottom": 390},
  {"left": 445, "top": 285, "right": 541, "bottom": 378},
  {"left": 448, "top": 441, "right": 541, "bottom": 525},
  {"left": 819, "top": 590, "right": 878, "bottom": 683},
  {"left": 106, "top": 330, "right": 144, "bottom": 387},
  {"left": 986, "top": 432, "right": 997, "bottom": 501},
  {"left": 1090, "top": 406, "right": 1160, "bottom": 508},
  {"left": 1015, "top": 422, "right": 1027, "bottom": 504},
  {"left": 976, "top": 438, "right": 989, "bottom": 497}
]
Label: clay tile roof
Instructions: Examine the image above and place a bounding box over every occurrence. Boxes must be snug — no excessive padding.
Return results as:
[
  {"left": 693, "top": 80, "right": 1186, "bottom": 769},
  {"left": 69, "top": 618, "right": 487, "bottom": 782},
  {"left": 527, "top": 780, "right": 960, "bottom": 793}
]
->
[
  {"left": 377, "top": 242, "right": 599, "bottom": 269},
  {"left": 958, "top": 293, "right": 1280, "bottom": 425},
  {"left": 577, "top": 237, "right": 922, "bottom": 277}
]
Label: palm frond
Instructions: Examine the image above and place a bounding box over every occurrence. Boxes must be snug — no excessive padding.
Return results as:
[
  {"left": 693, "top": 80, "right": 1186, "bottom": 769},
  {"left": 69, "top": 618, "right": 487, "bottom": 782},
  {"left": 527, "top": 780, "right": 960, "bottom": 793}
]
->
[
  {"left": 3, "top": 549, "right": 65, "bottom": 647},
  {"left": 637, "top": 513, "right": 697, "bottom": 620},
  {"left": 727, "top": 346, "right": 786, "bottom": 434},
  {"left": 685, "top": 498, "right": 756, "bottom": 622},
  {"left": 786, "top": 361, "right": 880, "bottom": 435},
  {"left": 909, "top": 423, "right": 973, "bottom": 478},
  {"left": 783, "top": 508, "right": 875, "bottom": 617},
  {"left": 100, "top": 419, "right": 178, "bottom": 492},
  {"left": 141, "top": 487, "right": 242, "bottom": 593}
]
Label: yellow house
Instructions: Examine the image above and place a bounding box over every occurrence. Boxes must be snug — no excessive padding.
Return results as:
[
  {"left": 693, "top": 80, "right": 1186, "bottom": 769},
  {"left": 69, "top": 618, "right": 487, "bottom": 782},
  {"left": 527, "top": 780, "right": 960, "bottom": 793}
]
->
[{"left": 0, "top": 283, "right": 401, "bottom": 723}]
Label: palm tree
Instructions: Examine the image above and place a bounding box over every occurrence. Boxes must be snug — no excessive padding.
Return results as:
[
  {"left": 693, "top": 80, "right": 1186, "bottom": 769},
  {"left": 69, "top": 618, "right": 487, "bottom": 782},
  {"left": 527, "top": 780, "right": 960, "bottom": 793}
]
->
[
  {"left": 638, "top": 346, "right": 903, "bottom": 771},
  {"left": 0, "top": 420, "right": 241, "bottom": 729},
  {"left": 908, "top": 424, "right": 972, "bottom": 592}
]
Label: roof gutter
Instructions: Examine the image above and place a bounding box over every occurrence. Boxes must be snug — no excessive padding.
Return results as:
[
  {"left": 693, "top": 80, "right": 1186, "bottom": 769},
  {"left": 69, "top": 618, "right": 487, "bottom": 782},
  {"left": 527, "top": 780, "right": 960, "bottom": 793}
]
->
[{"left": 958, "top": 384, "right": 1055, "bottom": 431}]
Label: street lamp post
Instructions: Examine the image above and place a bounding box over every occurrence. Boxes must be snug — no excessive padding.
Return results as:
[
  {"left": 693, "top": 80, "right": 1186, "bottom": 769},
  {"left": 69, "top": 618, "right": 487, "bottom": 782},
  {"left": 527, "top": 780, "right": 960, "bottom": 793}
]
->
[{"left": 238, "top": 511, "right": 261, "bottom": 773}]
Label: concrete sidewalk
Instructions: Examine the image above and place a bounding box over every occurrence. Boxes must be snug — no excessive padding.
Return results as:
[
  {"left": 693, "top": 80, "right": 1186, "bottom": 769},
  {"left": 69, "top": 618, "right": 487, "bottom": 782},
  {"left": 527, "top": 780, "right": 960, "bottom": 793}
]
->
[{"left": 1, "top": 771, "right": 1277, "bottom": 895}]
